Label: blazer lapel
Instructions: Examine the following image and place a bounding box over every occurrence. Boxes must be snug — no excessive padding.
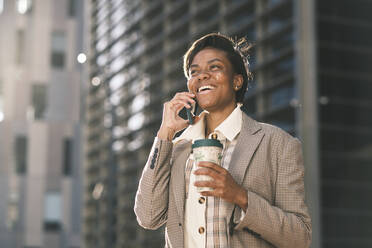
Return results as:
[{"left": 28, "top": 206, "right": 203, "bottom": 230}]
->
[
  {"left": 171, "top": 139, "right": 192, "bottom": 221},
  {"left": 226, "top": 111, "right": 265, "bottom": 219}
]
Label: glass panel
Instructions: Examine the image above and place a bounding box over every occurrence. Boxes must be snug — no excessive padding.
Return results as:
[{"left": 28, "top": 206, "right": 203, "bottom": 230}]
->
[
  {"left": 44, "top": 192, "right": 62, "bottom": 231},
  {"left": 14, "top": 135, "right": 27, "bottom": 174},
  {"left": 267, "top": 85, "right": 294, "bottom": 110},
  {"left": 16, "top": 29, "right": 25, "bottom": 65},
  {"left": 0, "top": 0, "right": 3, "bottom": 14},
  {"left": 63, "top": 138, "right": 72, "bottom": 176},
  {"left": 31, "top": 84, "right": 47, "bottom": 120},
  {"left": 0, "top": 79, "right": 3, "bottom": 122},
  {"left": 68, "top": 0, "right": 75, "bottom": 17},
  {"left": 16, "top": 0, "right": 32, "bottom": 14},
  {"left": 51, "top": 32, "right": 65, "bottom": 68}
]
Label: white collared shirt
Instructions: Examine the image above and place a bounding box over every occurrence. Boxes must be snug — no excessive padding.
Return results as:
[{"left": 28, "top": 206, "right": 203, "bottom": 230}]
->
[{"left": 174, "top": 104, "right": 243, "bottom": 248}]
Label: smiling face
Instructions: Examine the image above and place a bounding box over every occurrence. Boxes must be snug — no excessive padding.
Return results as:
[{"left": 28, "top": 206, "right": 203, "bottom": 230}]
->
[{"left": 187, "top": 48, "right": 242, "bottom": 113}]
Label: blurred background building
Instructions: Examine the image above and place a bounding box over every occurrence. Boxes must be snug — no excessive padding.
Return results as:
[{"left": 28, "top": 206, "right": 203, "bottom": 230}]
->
[
  {"left": 0, "top": 0, "right": 84, "bottom": 247},
  {"left": 1, "top": 0, "right": 371, "bottom": 248},
  {"left": 84, "top": 0, "right": 372, "bottom": 248}
]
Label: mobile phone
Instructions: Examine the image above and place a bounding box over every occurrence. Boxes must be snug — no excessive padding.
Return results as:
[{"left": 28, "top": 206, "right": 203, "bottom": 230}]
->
[{"left": 186, "top": 100, "right": 198, "bottom": 124}]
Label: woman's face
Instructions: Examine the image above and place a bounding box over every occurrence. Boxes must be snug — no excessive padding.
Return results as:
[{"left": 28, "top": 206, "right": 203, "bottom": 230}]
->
[{"left": 187, "top": 47, "right": 242, "bottom": 113}]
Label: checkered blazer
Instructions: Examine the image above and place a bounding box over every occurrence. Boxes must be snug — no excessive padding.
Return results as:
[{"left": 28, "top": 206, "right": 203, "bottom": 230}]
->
[{"left": 134, "top": 109, "right": 312, "bottom": 247}]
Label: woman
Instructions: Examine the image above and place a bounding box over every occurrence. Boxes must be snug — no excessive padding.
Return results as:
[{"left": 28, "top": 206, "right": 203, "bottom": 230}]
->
[{"left": 135, "top": 33, "right": 312, "bottom": 248}]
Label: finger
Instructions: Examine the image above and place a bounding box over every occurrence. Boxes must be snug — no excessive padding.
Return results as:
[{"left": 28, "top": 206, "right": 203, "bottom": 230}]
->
[
  {"left": 200, "top": 189, "right": 220, "bottom": 197},
  {"left": 168, "top": 100, "right": 191, "bottom": 110},
  {"left": 173, "top": 93, "right": 196, "bottom": 104},
  {"left": 176, "top": 91, "right": 195, "bottom": 98},
  {"left": 194, "top": 168, "right": 220, "bottom": 180},
  {"left": 197, "top": 162, "right": 226, "bottom": 174},
  {"left": 194, "top": 180, "right": 217, "bottom": 188}
]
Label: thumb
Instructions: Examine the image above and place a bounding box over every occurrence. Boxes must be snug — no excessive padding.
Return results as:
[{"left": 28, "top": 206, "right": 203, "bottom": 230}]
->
[{"left": 192, "top": 115, "right": 201, "bottom": 124}]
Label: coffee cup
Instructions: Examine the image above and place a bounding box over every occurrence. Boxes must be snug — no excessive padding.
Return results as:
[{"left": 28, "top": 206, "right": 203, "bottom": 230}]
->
[{"left": 192, "top": 138, "right": 223, "bottom": 192}]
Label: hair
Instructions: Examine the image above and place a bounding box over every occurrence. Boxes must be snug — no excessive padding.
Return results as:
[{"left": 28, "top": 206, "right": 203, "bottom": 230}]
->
[{"left": 183, "top": 33, "right": 253, "bottom": 103}]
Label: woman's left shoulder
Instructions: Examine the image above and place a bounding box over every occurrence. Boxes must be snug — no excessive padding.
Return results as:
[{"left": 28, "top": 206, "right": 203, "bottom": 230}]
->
[{"left": 257, "top": 122, "right": 300, "bottom": 145}]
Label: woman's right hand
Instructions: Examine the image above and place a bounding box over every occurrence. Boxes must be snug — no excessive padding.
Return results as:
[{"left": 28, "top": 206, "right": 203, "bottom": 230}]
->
[{"left": 157, "top": 92, "right": 196, "bottom": 141}]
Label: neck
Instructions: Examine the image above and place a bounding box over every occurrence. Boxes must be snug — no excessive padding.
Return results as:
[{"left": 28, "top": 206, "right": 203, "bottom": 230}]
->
[{"left": 205, "top": 103, "right": 237, "bottom": 137}]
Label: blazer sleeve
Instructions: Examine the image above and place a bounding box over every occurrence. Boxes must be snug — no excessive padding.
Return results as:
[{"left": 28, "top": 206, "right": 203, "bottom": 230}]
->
[
  {"left": 134, "top": 137, "right": 173, "bottom": 230},
  {"left": 234, "top": 137, "right": 312, "bottom": 248}
]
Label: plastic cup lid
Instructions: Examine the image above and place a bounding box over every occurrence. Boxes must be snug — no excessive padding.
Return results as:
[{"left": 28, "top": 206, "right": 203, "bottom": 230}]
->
[{"left": 192, "top": 139, "right": 223, "bottom": 149}]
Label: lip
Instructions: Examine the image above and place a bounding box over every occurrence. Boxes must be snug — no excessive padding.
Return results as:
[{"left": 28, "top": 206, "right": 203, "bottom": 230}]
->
[
  {"left": 196, "top": 84, "right": 217, "bottom": 94},
  {"left": 197, "top": 88, "right": 214, "bottom": 95}
]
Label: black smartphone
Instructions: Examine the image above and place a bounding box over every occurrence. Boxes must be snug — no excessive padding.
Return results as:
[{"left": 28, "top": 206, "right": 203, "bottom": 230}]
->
[{"left": 186, "top": 99, "right": 198, "bottom": 124}]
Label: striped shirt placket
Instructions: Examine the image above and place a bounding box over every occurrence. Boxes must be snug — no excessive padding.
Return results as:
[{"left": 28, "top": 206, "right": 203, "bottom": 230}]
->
[
  {"left": 205, "top": 137, "right": 238, "bottom": 248},
  {"left": 185, "top": 157, "right": 194, "bottom": 199}
]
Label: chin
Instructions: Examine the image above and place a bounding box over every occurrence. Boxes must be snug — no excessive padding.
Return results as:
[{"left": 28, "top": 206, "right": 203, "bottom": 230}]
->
[{"left": 199, "top": 103, "right": 219, "bottom": 113}]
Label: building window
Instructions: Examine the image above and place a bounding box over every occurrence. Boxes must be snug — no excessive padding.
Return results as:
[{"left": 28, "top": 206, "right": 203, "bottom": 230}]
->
[
  {"left": 44, "top": 192, "right": 62, "bottom": 231},
  {"left": 16, "top": 29, "right": 25, "bottom": 65},
  {"left": 14, "top": 135, "right": 27, "bottom": 174},
  {"left": 0, "top": 0, "right": 4, "bottom": 14},
  {"left": 16, "top": 0, "right": 32, "bottom": 14},
  {"left": 51, "top": 32, "right": 65, "bottom": 69},
  {"left": 0, "top": 79, "right": 3, "bottom": 122},
  {"left": 268, "top": 85, "right": 294, "bottom": 110},
  {"left": 63, "top": 138, "right": 72, "bottom": 176},
  {"left": 31, "top": 84, "right": 47, "bottom": 120},
  {"left": 68, "top": 0, "right": 75, "bottom": 17}
]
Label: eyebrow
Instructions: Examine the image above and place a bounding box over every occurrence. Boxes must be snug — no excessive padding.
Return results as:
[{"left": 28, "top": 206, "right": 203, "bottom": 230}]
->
[{"left": 190, "top": 58, "right": 223, "bottom": 68}]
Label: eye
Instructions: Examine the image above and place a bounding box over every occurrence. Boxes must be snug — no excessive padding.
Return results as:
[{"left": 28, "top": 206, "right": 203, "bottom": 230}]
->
[
  {"left": 189, "top": 69, "right": 198, "bottom": 76},
  {"left": 210, "top": 64, "right": 222, "bottom": 70}
]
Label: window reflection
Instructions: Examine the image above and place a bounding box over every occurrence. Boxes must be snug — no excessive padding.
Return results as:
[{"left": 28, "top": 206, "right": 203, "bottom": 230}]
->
[
  {"left": 16, "top": 0, "right": 32, "bottom": 14},
  {"left": 96, "top": 37, "right": 108, "bottom": 52},
  {"left": 51, "top": 32, "right": 65, "bottom": 69},
  {"left": 115, "top": 106, "right": 125, "bottom": 117},
  {"left": 111, "top": 9, "right": 126, "bottom": 26},
  {"left": 271, "top": 32, "right": 293, "bottom": 57},
  {"left": 268, "top": 85, "right": 294, "bottom": 110},
  {"left": 112, "top": 140, "right": 124, "bottom": 152},
  {"left": 96, "top": 3, "right": 109, "bottom": 23},
  {"left": 109, "top": 73, "right": 125, "bottom": 91},
  {"left": 128, "top": 112, "right": 145, "bottom": 131},
  {"left": 113, "top": 126, "right": 129, "bottom": 138},
  {"left": 96, "top": 18, "right": 110, "bottom": 38},
  {"left": 271, "top": 57, "right": 294, "bottom": 79},
  {"left": 129, "top": 75, "right": 150, "bottom": 95},
  {"left": 96, "top": 53, "right": 108, "bottom": 67},
  {"left": 267, "top": 0, "right": 282, "bottom": 7},
  {"left": 128, "top": 132, "right": 145, "bottom": 151},
  {"left": 111, "top": 23, "right": 126, "bottom": 40},
  {"left": 31, "top": 84, "right": 48, "bottom": 120},
  {"left": 103, "top": 113, "right": 112, "bottom": 128},
  {"left": 109, "top": 91, "right": 121, "bottom": 106},
  {"left": 131, "top": 92, "right": 150, "bottom": 113},
  {"left": 110, "top": 56, "right": 127, "bottom": 73},
  {"left": 44, "top": 192, "right": 62, "bottom": 231},
  {"left": 110, "top": 40, "right": 127, "bottom": 57}
]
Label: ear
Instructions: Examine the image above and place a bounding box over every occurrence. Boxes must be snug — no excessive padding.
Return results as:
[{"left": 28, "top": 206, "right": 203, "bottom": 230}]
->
[{"left": 233, "top": 74, "right": 243, "bottom": 91}]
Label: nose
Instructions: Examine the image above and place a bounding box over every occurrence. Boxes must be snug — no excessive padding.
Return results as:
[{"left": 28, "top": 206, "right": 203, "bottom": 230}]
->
[{"left": 197, "top": 71, "right": 210, "bottom": 81}]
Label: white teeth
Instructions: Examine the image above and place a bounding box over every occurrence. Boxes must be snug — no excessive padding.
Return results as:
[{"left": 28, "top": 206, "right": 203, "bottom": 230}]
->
[{"left": 198, "top": 85, "right": 215, "bottom": 92}]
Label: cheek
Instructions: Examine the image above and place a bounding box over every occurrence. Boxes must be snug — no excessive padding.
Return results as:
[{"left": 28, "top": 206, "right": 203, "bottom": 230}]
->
[
  {"left": 187, "top": 78, "right": 194, "bottom": 91},
  {"left": 214, "top": 73, "right": 234, "bottom": 89}
]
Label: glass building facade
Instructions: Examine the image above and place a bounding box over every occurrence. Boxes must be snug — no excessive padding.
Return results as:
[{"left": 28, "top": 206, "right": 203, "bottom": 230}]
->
[
  {"left": 317, "top": 0, "right": 372, "bottom": 247},
  {"left": 83, "top": 0, "right": 372, "bottom": 247}
]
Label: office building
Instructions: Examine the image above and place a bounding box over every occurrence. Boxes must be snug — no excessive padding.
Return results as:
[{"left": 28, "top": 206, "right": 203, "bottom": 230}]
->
[
  {"left": 84, "top": 0, "right": 372, "bottom": 247},
  {"left": 0, "top": 0, "right": 85, "bottom": 247}
]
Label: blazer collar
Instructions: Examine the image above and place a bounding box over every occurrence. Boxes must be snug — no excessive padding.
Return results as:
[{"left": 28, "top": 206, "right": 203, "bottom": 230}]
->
[
  {"left": 225, "top": 108, "right": 265, "bottom": 221},
  {"left": 171, "top": 106, "right": 265, "bottom": 223}
]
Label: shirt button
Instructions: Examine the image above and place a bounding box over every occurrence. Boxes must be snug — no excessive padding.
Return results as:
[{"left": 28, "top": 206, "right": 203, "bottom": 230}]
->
[
  {"left": 198, "top": 197, "right": 205, "bottom": 204},
  {"left": 198, "top": 227, "right": 205, "bottom": 234}
]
